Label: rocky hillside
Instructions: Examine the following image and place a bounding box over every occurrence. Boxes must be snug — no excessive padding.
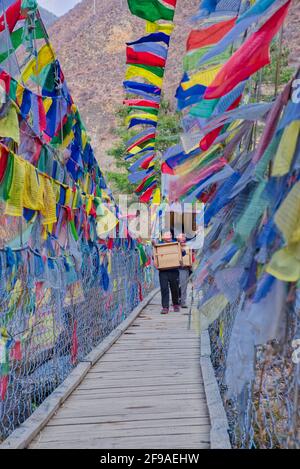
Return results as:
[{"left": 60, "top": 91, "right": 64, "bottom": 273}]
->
[{"left": 48, "top": 0, "right": 299, "bottom": 170}]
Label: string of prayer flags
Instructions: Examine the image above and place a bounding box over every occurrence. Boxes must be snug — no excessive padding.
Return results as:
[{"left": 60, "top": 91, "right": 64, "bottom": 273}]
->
[
  {"left": 123, "top": 0, "right": 178, "bottom": 202},
  {"left": 162, "top": 0, "right": 300, "bottom": 387}
]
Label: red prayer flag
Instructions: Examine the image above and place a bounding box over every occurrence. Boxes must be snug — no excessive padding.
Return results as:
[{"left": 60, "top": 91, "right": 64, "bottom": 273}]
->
[
  {"left": 141, "top": 154, "right": 155, "bottom": 169},
  {"left": 187, "top": 17, "right": 236, "bottom": 52},
  {"left": 71, "top": 320, "right": 78, "bottom": 366},
  {"left": 163, "top": 0, "right": 177, "bottom": 5},
  {"left": 123, "top": 99, "right": 160, "bottom": 109},
  {"left": 139, "top": 184, "right": 157, "bottom": 203},
  {"left": 161, "top": 161, "right": 175, "bottom": 175},
  {"left": 0, "top": 70, "right": 11, "bottom": 94},
  {"left": 0, "top": 375, "right": 9, "bottom": 401},
  {"left": 138, "top": 282, "right": 143, "bottom": 301},
  {"left": 38, "top": 96, "right": 47, "bottom": 133},
  {"left": 126, "top": 47, "right": 166, "bottom": 68},
  {"left": 0, "top": 146, "right": 9, "bottom": 183}
]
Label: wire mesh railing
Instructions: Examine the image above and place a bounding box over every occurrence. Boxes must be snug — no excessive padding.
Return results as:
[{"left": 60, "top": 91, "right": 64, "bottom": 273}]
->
[
  {"left": 208, "top": 295, "right": 300, "bottom": 448},
  {"left": 0, "top": 239, "right": 156, "bottom": 442}
]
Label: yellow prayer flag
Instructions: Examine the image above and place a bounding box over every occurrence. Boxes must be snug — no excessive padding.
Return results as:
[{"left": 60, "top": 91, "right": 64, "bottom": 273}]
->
[
  {"left": 125, "top": 113, "right": 158, "bottom": 125},
  {"left": 72, "top": 188, "right": 79, "bottom": 209},
  {"left": 64, "top": 187, "right": 72, "bottom": 206},
  {"left": 266, "top": 243, "right": 300, "bottom": 282},
  {"left": 145, "top": 21, "right": 174, "bottom": 35},
  {"left": 152, "top": 188, "right": 161, "bottom": 205},
  {"left": 86, "top": 195, "right": 93, "bottom": 215},
  {"left": 197, "top": 294, "right": 229, "bottom": 333},
  {"left": 22, "top": 43, "right": 55, "bottom": 83},
  {"left": 43, "top": 97, "right": 53, "bottom": 114},
  {"left": 23, "top": 162, "right": 45, "bottom": 211},
  {"left": 41, "top": 177, "right": 57, "bottom": 225},
  {"left": 61, "top": 129, "right": 74, "bottom": 150},
  {"left": 181, "top": 64, "right": 222, "bottom": 91},
  {"left": 274, "top": 181, "right": 300, "bottom": 244},
  {"left": 5, "top": 155, "right": 26, "bottom": 217},
  {"left": 272, "top": 120, "right": 300, "bottom": 176},
  {"left": 16, "top": 84, "right": 24, "bottom": 108},
  {"left": 129, "top": 142, "right": 155, "bottom": 155},
  {"left": 83, "top": 172, "right": 90, "bottom": 194},
  {"left": 0, "top": 104, "right": 20, "bottom": 144},
  {"left": 82, "top": 130, "right": 88, "bottom": 150},
  {"left": 107, "top": 252, "right": 112, "bottom": 274},
  {"left": 125, "top": 65, "right": 163, "bottom": 88}
]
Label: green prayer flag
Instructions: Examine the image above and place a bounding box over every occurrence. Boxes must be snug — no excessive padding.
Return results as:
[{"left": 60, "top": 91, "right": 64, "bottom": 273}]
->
[
  {"left": 127, "top": 0, "right": 176, "bottom": 22},
  {"left": 137, "top": 243, "right": 148, "bottom": 266},
  {"left": 0, "top": 153, "right": 13, "bottom": 202},
  {"left": 189, "top": 98, "right": 219, "bottom": 119},
  {"left": 129, "top": 106, "right": 159, "bottom": 115},
  {"left": 134, "top": 63, "right": 164, "bottom": 78}
]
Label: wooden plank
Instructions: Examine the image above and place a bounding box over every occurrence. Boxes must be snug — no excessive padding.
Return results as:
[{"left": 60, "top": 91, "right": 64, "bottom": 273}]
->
[
  {"left": 31, "top": 423, "right": 210, "bottom": 443},
  {"left": 49, "top": 412, "right": 211, "bottom": 426},
  {"left": 97, "top": 357, "right": 200, "bottom": 363},
  {"left": 30, "top": 434, "right": 210, "bottom": 449},
  {"left": 65, "top": 393, "right": 204, "bottom": 409},
  {"left": 90, "top": 365, "right": 201, "bottom": 373},
  {"left": 45, "top": 417, "right": 209, "bottom": 431},
  {"left": 90, "top": 366, "right": 201, "bottom": 373},
  {"left": 43, "top": 400, "right": 209, "bottom": 422},
  {"left": 76, "top": 379, "right": 204, "bottom": 389},
  {"left": 71, "top": 390, "right": 206, "bottom": 401},
  {"left": 75, "top": 381, "right": 204, "bottom": 391}
]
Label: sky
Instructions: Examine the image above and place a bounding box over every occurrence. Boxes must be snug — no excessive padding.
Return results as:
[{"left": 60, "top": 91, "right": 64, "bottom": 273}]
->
[{"left": 38, "top": 0, "right": 82, "bottom": 17}]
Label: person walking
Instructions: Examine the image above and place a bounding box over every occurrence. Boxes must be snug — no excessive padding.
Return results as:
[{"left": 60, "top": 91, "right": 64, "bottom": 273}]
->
[
  {"left": 154, "top": 232, "right": 181, "bottom": 315},
  {"left": 177, "top": 233, "right": 191, "bottom": 309}
]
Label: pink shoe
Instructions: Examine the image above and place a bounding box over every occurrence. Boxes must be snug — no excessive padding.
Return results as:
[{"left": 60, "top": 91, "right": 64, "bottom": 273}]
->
[
  {"left": 161, "top": 308, "right": 169, "bottom": 315},
  {"left": 173, "top": 305, "right": 181, "bottom": 312}
]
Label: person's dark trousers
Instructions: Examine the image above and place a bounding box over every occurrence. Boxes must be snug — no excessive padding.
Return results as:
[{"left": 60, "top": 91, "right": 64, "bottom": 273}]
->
[{"left": 159, "top": 269, "right": 180, "bottom": 309}]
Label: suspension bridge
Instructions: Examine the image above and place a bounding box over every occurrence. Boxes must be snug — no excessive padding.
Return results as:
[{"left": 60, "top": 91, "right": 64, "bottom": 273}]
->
[
  {"left": 4, "top": 291, "right": 218, "bottom": 450},
  {"left": 1, "top": 0, "right": 300, "bottom": 451}
]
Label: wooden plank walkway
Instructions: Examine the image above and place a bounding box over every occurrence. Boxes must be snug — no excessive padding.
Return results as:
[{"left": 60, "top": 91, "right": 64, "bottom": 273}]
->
[{"left": 29, "top": 293, "right": 211, "bottom": 449}]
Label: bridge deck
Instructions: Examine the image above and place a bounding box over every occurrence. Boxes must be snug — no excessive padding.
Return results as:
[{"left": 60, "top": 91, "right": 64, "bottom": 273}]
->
[{"left": 29, "top": 293, "right": 210, "bottom": 449}]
